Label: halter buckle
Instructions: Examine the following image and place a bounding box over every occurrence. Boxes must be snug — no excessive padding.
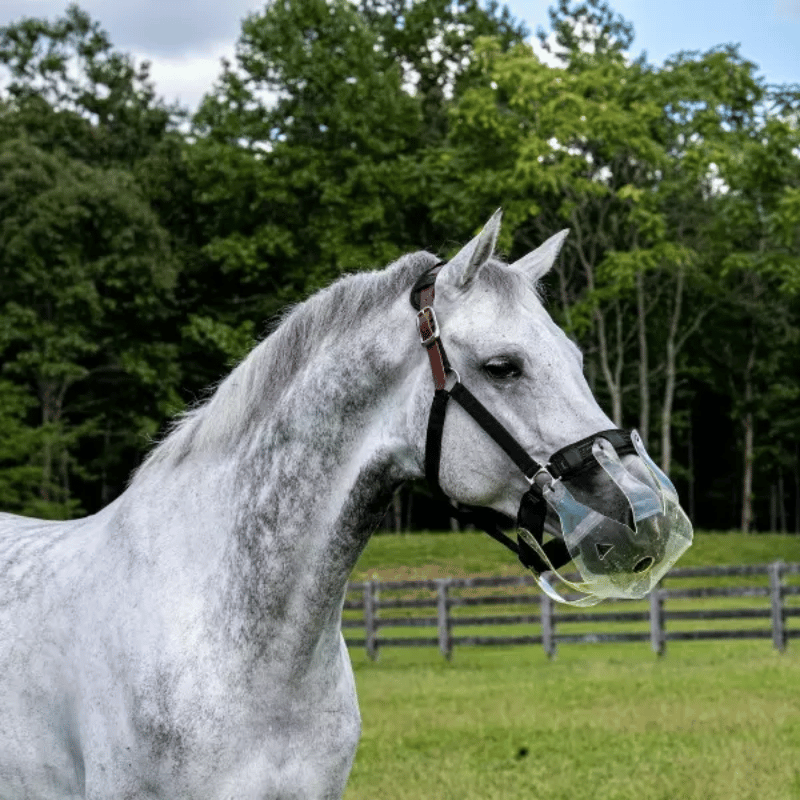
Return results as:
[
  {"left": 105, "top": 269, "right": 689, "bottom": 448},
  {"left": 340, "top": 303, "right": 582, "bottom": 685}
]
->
[{"left": 417, "top": 306, "right": 439, "bottom": 347}]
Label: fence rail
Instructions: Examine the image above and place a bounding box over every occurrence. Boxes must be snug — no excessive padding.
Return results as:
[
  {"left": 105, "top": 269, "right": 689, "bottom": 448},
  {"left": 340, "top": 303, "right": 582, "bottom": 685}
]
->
[{"left": 342, "top": 561, "right": 800, "bottom": 659}]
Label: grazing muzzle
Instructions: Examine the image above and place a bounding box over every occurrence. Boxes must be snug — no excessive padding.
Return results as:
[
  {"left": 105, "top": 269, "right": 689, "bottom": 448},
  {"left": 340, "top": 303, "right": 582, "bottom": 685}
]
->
[
  {"left": 411, "top": 262, "right": 693, "bottom": 606},
  {"left": 517, "top": 430, "right": 693, "bottom": 607}
]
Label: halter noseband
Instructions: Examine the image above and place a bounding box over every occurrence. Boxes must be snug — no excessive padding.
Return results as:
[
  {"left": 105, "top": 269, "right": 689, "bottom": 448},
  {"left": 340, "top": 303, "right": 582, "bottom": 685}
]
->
[{"left": 410, "top": 262, "right": 636, "bottom": 574}]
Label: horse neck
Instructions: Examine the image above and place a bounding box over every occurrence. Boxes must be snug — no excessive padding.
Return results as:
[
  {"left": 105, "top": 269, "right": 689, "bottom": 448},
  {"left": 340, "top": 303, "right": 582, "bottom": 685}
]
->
[
  {"left": 120, "top": 291, "right": 422, "bottom": 663},
  {"left": 233, "top": 306, "right": 418, "bottom": 585}
]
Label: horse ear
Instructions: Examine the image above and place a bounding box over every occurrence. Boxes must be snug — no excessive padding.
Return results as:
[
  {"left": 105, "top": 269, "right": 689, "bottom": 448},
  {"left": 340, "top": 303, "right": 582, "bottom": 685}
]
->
[
  {"left": 439, "top": 209, "right": 502, "bottom": 291},
  {"left": 511, "top": 229, "right": 569, "bottom": 282}
]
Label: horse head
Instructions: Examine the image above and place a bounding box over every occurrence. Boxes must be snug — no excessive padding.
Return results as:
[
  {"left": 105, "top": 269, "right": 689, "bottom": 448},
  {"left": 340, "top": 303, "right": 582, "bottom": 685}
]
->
[{"left": 405, "top": 210, "right": 692, "bottom": 605}]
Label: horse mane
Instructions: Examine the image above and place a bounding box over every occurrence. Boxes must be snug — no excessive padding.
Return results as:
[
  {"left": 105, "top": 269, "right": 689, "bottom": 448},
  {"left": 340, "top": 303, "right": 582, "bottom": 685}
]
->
[
  {"left": 131, "top": 251, "right": 435, "bottom": 479},
  {"left": 131, "top": 248, "right": 531, "bottom": 481}
]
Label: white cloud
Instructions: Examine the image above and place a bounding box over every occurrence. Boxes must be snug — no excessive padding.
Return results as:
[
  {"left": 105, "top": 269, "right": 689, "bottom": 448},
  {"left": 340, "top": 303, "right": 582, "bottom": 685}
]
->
[
  {"left": 529, "top": 32, "right": 567, "bottom": 68},
  {"left": 1, "top": 1, "right": 264, "bottom": 57},
  {"left": 136, "top": 42, "right": 234, "bottom": 113}
]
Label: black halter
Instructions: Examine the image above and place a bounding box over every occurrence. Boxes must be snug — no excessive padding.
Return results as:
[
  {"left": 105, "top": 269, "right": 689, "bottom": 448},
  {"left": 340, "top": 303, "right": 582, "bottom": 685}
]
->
[{"left": 410, "top": 263, "right": 635, "bottom": 574}]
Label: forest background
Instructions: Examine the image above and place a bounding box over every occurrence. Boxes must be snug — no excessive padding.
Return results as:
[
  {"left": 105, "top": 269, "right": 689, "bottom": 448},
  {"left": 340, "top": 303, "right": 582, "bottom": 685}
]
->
[{"left": 1, "top": 0, "right": 799, "bottom": 533}]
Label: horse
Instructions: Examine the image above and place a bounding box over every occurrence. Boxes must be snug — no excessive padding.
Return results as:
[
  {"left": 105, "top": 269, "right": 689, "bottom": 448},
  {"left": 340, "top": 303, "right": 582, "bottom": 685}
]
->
[{"left": 0, "top": 211, "right": 685, "bottom": 799}]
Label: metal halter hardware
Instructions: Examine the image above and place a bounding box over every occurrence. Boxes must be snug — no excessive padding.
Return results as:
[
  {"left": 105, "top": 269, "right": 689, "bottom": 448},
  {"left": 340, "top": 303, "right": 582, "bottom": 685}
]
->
[{"left": 409, "top": 263, "right": 635, "bottom": 574}]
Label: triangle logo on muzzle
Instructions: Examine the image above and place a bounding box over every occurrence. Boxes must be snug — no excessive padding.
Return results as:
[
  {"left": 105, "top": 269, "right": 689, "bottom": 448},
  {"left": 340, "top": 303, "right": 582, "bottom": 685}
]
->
[{"left": 596, "top": 542, "right": 615, "bottom": 561}]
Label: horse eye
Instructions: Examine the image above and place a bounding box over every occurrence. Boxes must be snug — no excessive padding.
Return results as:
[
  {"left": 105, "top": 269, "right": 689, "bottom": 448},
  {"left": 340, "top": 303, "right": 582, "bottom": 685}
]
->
[{"left": 483, "top": 358, "right": 522, "bottom": 381}]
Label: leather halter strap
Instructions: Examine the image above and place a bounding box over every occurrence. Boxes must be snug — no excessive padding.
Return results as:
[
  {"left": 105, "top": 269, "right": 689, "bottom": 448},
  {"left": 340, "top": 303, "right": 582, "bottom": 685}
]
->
[{"left": 414, "top": 265, "right": 452, "bottom": 391}]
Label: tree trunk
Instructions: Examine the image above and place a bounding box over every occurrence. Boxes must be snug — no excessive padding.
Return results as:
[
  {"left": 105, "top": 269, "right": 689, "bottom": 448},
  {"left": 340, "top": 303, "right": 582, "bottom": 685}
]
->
[
  {"left": 403, "top": 487, "right": 413, "bottom": 533},
  {"left": 660, "top": 341, "right": 676, "bottom": 474},
  {"left": 38, "top": 376, "right": 69, "bottom": 505},
  {"left": 571, "top": 214, "right": 622, "bottom": 425},
  {"left": 636, "top": 271, "right": 649, "bottom": 446},
  {"left": 740, "top": 347, "right": 756, "bottom": 533},
  {"left": 770, "top": 483, "right": 777, "bottom": 533},
  {"left": 660, "top": 269, "right": 685, "bottom": 474},
  {"left": 392, "top": 488, "right": 402, "bottom": 533},
  {"left": 687, "top": 411, "right": 695, "bottom": 522},
  {"left": 594, "top": 305, "right": 623, "bottom": 426},
  {"left": 795, "top": 446, "right": 800, "bottom": 533},
  {"left": 740, "top": 409, "right": 754, "bottom": 532}
]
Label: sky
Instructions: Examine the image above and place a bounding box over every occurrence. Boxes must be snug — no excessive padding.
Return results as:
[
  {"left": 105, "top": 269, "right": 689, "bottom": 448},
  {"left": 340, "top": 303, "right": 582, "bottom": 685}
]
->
[{"left": 1, "top": 0, "right": 799, "bottom": 113}]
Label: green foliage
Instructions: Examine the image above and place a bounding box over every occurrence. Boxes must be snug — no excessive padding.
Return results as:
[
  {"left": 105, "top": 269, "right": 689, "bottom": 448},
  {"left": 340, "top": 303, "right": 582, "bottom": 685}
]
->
[
  {"left": 538, "top": 0, "right": 634, "bottom": 60},
  {"left": 0, "top": 3, "right": 179, "bottom": 166},
  {"left": 194, "top": 0, "right": 424, "bottom": 292},
  {"left": 0, "top": 136, "right": 178, "bottom": 514},
  {"left": 182, "top": 315, "right": 256, "bottom": 366},
  {"left": 191, "top": 0, "right": 529, "bottom": 304},
  {"left": 0, "top": 1, "right": 798, "bottom": 531},
  {"left": 0, "top": 381, "right": 47, "bottom": 515}
]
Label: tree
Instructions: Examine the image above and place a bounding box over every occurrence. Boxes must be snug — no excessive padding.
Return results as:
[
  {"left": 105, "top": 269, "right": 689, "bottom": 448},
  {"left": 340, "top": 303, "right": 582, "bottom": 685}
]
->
[
  {"left": 443, "top": 27, "right": 668, "bottom": 427},
  {"left": 436, "top": 7, "right": 800, "bottom": 534},
  {"left": 193, "top": 0, "right": 422, "bottom": 298},
  {"left": 0, "top": 5, "right": 192, "bottom": 514},
  {"left": 361, "top": 0, "right": 527, "bottom": 140},
  {"left": 192, "top": 0, "right": 530, "bottom": 304},
  {"left": 0, "top": 138, "right": 178, "bottom": 516},
  {"left": 699, "top": 110, "right": 800, "bottom": 531},
  {"left": 0, "top": 3, "right": 180, "bottom": 167},
  {"left": 0, "top": 380, "right": 53, "bottom": 516}
]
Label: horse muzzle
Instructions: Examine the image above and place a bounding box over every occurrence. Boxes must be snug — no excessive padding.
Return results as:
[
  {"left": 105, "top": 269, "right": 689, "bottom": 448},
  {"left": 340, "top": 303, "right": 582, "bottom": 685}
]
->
[{"left": 517, "top": 430, "right": 693, "bottom": 607}]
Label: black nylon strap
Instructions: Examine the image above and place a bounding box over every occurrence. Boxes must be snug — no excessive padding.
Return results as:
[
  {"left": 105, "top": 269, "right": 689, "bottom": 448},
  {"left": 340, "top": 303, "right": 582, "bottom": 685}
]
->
[
  {"left": 424, "top": 401, "right": 531, "bottom": 566},
  {"left": 548, "top": 428, "right": 634, "bottom": 479},
  {"left": 449, "top": 382, "right": 541, "bottom": 479},
  {"left": 517, "top": 487, "right": 572, "bottom": 572},
  {"left": 424, "top": 389, "right": 451, "bottom": 492}
]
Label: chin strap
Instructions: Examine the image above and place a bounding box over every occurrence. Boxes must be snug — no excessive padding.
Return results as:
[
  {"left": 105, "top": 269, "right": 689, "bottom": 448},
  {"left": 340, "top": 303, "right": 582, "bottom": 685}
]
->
[{"left": 410, "top": 264, "right": 572, "bottom": 574}]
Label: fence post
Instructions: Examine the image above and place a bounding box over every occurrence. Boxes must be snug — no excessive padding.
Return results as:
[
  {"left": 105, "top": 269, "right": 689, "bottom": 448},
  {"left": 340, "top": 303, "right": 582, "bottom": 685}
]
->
[
  {"left": 769, "top": 561, "right": 786, "bottom": 653},
  {"left": 649, "top": 584, "right": 665, "bottom": 656},
  {"left": 541, "top": 589, "right": 556, "bottom": 659},
  {"left": 364, "top": 580, "right": 379, "bottom": 661},
  {"left": 437, "top": 579, "right": 452, "bottom": 660}
]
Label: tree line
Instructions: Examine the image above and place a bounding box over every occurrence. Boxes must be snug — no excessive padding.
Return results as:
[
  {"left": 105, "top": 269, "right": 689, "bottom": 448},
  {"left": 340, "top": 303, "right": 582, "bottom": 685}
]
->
[{"left": 1, "top": 0, "right": 798, "bottom": 532}]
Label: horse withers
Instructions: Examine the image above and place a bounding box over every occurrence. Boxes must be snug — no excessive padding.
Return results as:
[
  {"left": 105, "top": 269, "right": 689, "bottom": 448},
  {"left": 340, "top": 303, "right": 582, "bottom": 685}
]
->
[{"left": 0, "top": 211, "right": 691, "bottom": 799}]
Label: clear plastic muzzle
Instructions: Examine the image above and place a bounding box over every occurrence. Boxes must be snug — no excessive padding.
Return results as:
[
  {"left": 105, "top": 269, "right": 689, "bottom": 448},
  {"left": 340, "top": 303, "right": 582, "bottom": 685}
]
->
[{"left": 520, "top": 430, "right": 693, "bottom": 607}]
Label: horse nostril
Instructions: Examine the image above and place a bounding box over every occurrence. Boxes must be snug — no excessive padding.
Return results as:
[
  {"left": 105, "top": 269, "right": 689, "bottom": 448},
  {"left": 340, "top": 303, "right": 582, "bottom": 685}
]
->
[{"left": 633, "top": 556, "right": 654, "bottom": 574}]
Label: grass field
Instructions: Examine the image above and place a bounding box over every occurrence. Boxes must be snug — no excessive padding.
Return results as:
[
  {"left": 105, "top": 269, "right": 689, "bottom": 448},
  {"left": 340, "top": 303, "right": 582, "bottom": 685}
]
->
[
  {"left": 344, "top": 532, "right": 800, "bottom": 800},
  {"left": 350, "top": 530, "right": 800, "bottom": 581}
]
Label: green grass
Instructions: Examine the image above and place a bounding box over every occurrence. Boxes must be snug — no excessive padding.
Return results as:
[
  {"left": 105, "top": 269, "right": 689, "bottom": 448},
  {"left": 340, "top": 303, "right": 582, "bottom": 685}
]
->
[
  {"left": 344, "top": 533, "right": 800, "bottom": 800},
  {"left": 345, "top": 643, "right": 800, "bottom": 800}
]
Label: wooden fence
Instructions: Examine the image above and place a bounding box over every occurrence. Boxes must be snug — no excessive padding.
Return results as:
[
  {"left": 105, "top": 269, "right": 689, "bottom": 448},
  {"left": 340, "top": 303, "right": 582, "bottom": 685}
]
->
[{"left": 342, "top": 561, "right": 800, "bottom": 659}]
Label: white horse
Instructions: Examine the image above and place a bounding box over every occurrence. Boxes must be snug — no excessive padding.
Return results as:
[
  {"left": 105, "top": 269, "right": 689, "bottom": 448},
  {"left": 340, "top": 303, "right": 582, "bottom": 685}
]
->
[{"left": 0, "top": 212, "right": 647, "bottom": 798}]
